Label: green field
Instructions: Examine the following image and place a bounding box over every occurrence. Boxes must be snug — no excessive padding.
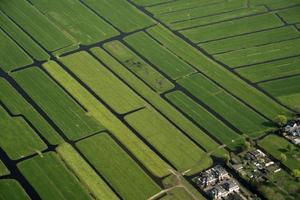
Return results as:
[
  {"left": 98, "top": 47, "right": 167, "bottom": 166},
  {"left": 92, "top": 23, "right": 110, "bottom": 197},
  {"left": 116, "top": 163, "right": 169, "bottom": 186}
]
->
[
  {"left": 18, "top": 152, "right": 91, "bottom": 200},
  {"left": 0, "top": 160, "right": 9, "bottom": 176},
  {"left": 0, "top": 106, "right": 47, "bottom": 160},
  {"left": 0, "top": 180, "right": 30, "bottom": 200},
  {"left": 77, "top": 133, "right": 160, "bottom": 200},
  {"left": 278, "top": 6, "right": 300, "bottom": 24},
  {"left": 12, "top": 67, "right": 104, "bottom": 141}
]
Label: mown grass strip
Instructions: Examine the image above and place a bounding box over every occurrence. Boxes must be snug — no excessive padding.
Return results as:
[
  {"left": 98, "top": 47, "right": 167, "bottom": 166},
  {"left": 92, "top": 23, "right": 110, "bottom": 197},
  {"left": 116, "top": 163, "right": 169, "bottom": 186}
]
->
[
  {"left": 12, "top": 67, "right": 104, "bottom": 141},
  {"left": 131, "top": 0, "right": 173, "bottom": 7},
  {"left": 0, "top": 11, "right": 49, "bottom": 61},
  {"left": 178, "top": 74, "right": 269, "bottom": 137},
  {"left": 0, "top": 29, "right": 32, "bottom": 72},
  {"left": 215, "top": 37, "right": 300, "bottom": 67},
  {"left": 166, "top": 91, "right": 244, "bottom": 151},
  {"left": 236, "top": 56, "right": 300, "bottom": 83},
  {"left": 18, "top": 152, "right": 92, "bottom": 200},
  {"left": 60, "top": 51, "right": 145, "bottom": 114},
  {"left": 0, "top": 160, "right": 9, "bottom": 176},
  {"left": 0, "top": 180, "right": 30, "bottom": 200},
  {"left": 147, "top": 25, "right": 293, "bottom": 119},
  {"left": 202, "top": 26, "right": 300, "bottom": 54},
  {"left": 0, "top": 78, "right": 62, "bottom": 145},
  {"left": 104, "top": 40, "right": 174, "bottom": 93},
  {"left": 29, "top": 0, "right": 119, "bottom": 45},
  {"left": 124, "top": 31, "right": 195, "bottom": 80},
  {"left": 43, "top": 60, "right": 170, "bottom": 177},
  {"left": 250, "top": 0, "right": 300, "bottom": 10},
  {"left": 56, "top": 143, "right": 119, "bottom": 200},
  {"left": 259, "top": 134, "right": 300, "bottom": 170},
  {"left": 181, "top": 13, "right": 283, "bottom": 43},
  {"left": 0, "top": 0, "right": 74, "bottom": 51},
  {"left": 77, "top": 133, "right": 161, "bottom": 200},
  {"left": 91, "top": 47, "right": 225, "bottom": 156},
  {"left": 125, "top": 107, "right": 212, "bottom": 170},
  {"left": 82, "top": 0, "right": 155, "bottom": 33},
  {"left": 0, "top": 106, "right": 47, "bottom": 160}
]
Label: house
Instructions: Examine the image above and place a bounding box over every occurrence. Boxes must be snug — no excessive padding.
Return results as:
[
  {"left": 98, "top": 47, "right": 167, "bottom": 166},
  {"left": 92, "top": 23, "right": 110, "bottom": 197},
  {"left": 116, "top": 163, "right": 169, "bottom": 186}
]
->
[
  {"left": 222, "top": 180, "right": 240, "bottom": 193},
  {"left": 284, "top": 121, "right": 300, "bottom": 136}
]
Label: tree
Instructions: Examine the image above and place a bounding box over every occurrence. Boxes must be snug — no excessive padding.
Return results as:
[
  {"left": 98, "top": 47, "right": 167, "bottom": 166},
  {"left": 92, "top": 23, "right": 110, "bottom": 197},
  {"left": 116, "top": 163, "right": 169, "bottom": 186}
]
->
[
  {"left": 279, "top": 153, "right": 287, "bottom": 162},
  {"left": 292, "top": 169, "right": 300, "bottom": 180},
  {"left": 242, "top": 140, "right": 251, "bottom": 152},
  {"left": 275, "top": 115, "right": 288, "bottom": 127},
  {"left": 287, "top": 144, "right": 294, "bottom": 154},
  {"left": 224, "top": 153, "right": 230, "bottom": 164}
]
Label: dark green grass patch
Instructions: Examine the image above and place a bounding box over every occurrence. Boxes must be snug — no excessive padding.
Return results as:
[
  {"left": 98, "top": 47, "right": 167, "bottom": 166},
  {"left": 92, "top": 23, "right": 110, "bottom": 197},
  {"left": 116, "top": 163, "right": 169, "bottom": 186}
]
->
[
  {"left": 12, "top": 67, "right": 104, "bottom": 141},
  {"left": 77, "top": 133, "right": 160, "bottom": 200},
  {"left": 0, "top": 180, "right": 30, "bottom": 200}
]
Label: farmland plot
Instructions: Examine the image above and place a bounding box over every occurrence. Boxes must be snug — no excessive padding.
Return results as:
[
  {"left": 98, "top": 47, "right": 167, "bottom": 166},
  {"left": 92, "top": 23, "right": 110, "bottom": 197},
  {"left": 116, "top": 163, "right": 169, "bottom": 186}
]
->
[
  {"left": 0, "top": 29, "right": 32, "bottom": 72},
  {"left": 0, "top": 106, "right": 47, "bottom": 160},
  {"left": 29, "top": 0, "right": 119, "bottom": 45},
  {"left": 104, "top": 40, "right": 174, "bottom": 93},
  {"left": 147, "top": 25, "right": 292, "bottom": 119},
  {"left": 131, "top": 0, "right": 174, "bottom": 7},
  {"left": 236, "top": 56, "right": 300, "bottom": 83},
  {"left": 77, "top": 133, "right": 161, "bottom": 200},
  {"left": 178, "top": 73, "right": 268, "bottom": 137},
  {"left": 0, "top": 78, "right": 62, "bottom": 145},
  {"left": 181, "top": 13, "right": 283, "bottom": 43},
  {"left": 0, "top": 160, "right": 9, "bottom": 176},
  {"left": 124, "top": 32, "right": 196, "bottom": 80},
  {"left": 0, "top": 0, "right": 74, "bottom": 51},
  {"left": 0, "top": 180, "right": 30, "bottom": 200},
  {"left": 166, "top": 91, "right": 243, "bottom": 151},
  {"left": 56, "top": 143, "right": 119, "bottom": 200},
  {"left": 60, "top": 51, "right": 145, "bottom": 114},
  {"left": 125, "top": 107, "right": 212, "bottom": 170},
  {"left": 278, "top": 6, "right": 300, "bottom": 24},
  {"left": 18, "top": 152, "right": 91, "bottom": 200},
  {"left": 249, "top": 0, "right": 300, "bottom": 10},
  {"left": 81, "top": 0, "right": 155, "bottom": 33},
  {"left": 43, "top": 60, "right": 170, "bottom": 177},
  {"left": 12, "top": 67, "right": 104, "bottom": 141},
  {"left": 91, "top": 47, "right": 224, "bottom": 155},
  {"left": 0, "top": 11, "right": 49, "bottom": 61}
]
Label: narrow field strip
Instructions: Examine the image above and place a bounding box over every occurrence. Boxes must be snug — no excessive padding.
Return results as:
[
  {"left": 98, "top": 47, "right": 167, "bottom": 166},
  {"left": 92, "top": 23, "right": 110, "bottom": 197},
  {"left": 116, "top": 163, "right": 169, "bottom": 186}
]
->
[
  {"left": 250, "top": 0, "right": 300, "bottom": 10},
  {"left": 0, "top": 179, "right": 30, "bottom": 200},
  {"left": 29, "top": 0, "right": 119, "bottom": 45},
  {"left": 0, "top": 0, "right": 74, "bottom": 51},
  {"left": 60, "top": 51, "right": 145, "bottom": 114},
  {"left": 56, "top": 143, "right": 119, "bottom": 200},
  {"left": 18, "top": 152, "right": 92, "bottom": 200},
  {"left": 0, "top": 78, "right": 62, "bottom": 145},
  {"left": 104, "top": 40, "right": 174, "bottom": 93},
  {"left": 77, "top": 133, "right": 161, "bottom": 200},
  {"left": 125, "top": 107, "right": 213, "bottom": 171},
  {"left": 0, "top": 106, "right": 47, "bottom": 160},
  {"left": 43, "top": 60, "right": 170, "bottom": 177},
  {"left": 91, "top": 47, "right": 225, "bottom": 156},
  {"left": 131, "top": 0, "right": 175, "bottom": 7},
  {"left": 277, "top": 6, "right": 300, "bottom": 24},
  {"left": 12, "top": 67, "right": 104, "bottom": 141},
  {"left": 0, "top": 160, "right": 9, "bottom": 176},
  {"left": 166, "top": 91, "right": 244, "bottom": 151},
  {"left": 147, "top": 25, "right": 293, "bottom": 119},
  {"left": 0, "top": 11, "right": 49, "bottom": 61}
]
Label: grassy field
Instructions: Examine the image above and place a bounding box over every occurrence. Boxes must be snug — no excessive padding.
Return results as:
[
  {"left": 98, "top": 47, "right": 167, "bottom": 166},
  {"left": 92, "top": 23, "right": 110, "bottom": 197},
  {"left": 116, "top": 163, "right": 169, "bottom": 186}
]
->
[
  {"left": 0, "top": 160, "right": 9, "bottom": 176},
  {"left": 43, "top": 60, "right": 170, "bottom": 177},
  {"left": 60, "top": 51, "right": 145, "bottom": 114},
  {"left": 56, "top": 143, "right": 119, "bottom": 200},
  {"left": 0, "top": 78, "right": 62, "bottom": 145},
  {"left": 29, "top": 0, "right": 119, "bottom": 45},
  {"left": 166, "top": 91, "right": 244, "bottom": 151},
  {"left": 91, "top": 47, "right": 224, "bottom": 156},
  {"left": 104, "top": 40, "right": 174, "bottom": 93},
  {"left": 0, "top": 29, "right": 32, "bottom": 72},
  {"left": 259, "top": 134, "right": 300, "bottom": 170},
  {"left": 0, "top": 0, "right": 74, "bottom": 51},
  {"left": 236, "top": 56, "right": 300, "bottom": 83},
  {"left": 178, "top": 73, "right": 269, "bottom": 137},
  {"left": 0, "top": 180, "right": 30, "bottom": 200},
  {"left": 0, "top": 11, "right": 49, "bottom": 61},
  {"left": 278, "top": 6, "right": 300, "bottom": 24},
  {"left": 181, "top": 13, "right": 283, "bottom": 43},
  {"left": 124, "top": 31, "right": 196, "bottom": 80},
  {"left": 201, "top": 26, "right": 300, "bottom": 54},
  {"left": 0, "top": 106, "right": 47, "bottom": 160},
  {"left": 82, "top": 0, "right": 155, "bottom": 33},
  {"left": 77, "top": 133, "right": 161, "bottom": 200},
  {"left": 18, "top": 152, "right": 91, "bottom": 200},
  {"left": 12, "top": 67, "right": 104, "bottom": 141},
  {"left": 131, "top": 0, "right": 173, "bottom": 7},
  {"left": 125, "top": 107, "right": 212, "bottom": 170}
]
